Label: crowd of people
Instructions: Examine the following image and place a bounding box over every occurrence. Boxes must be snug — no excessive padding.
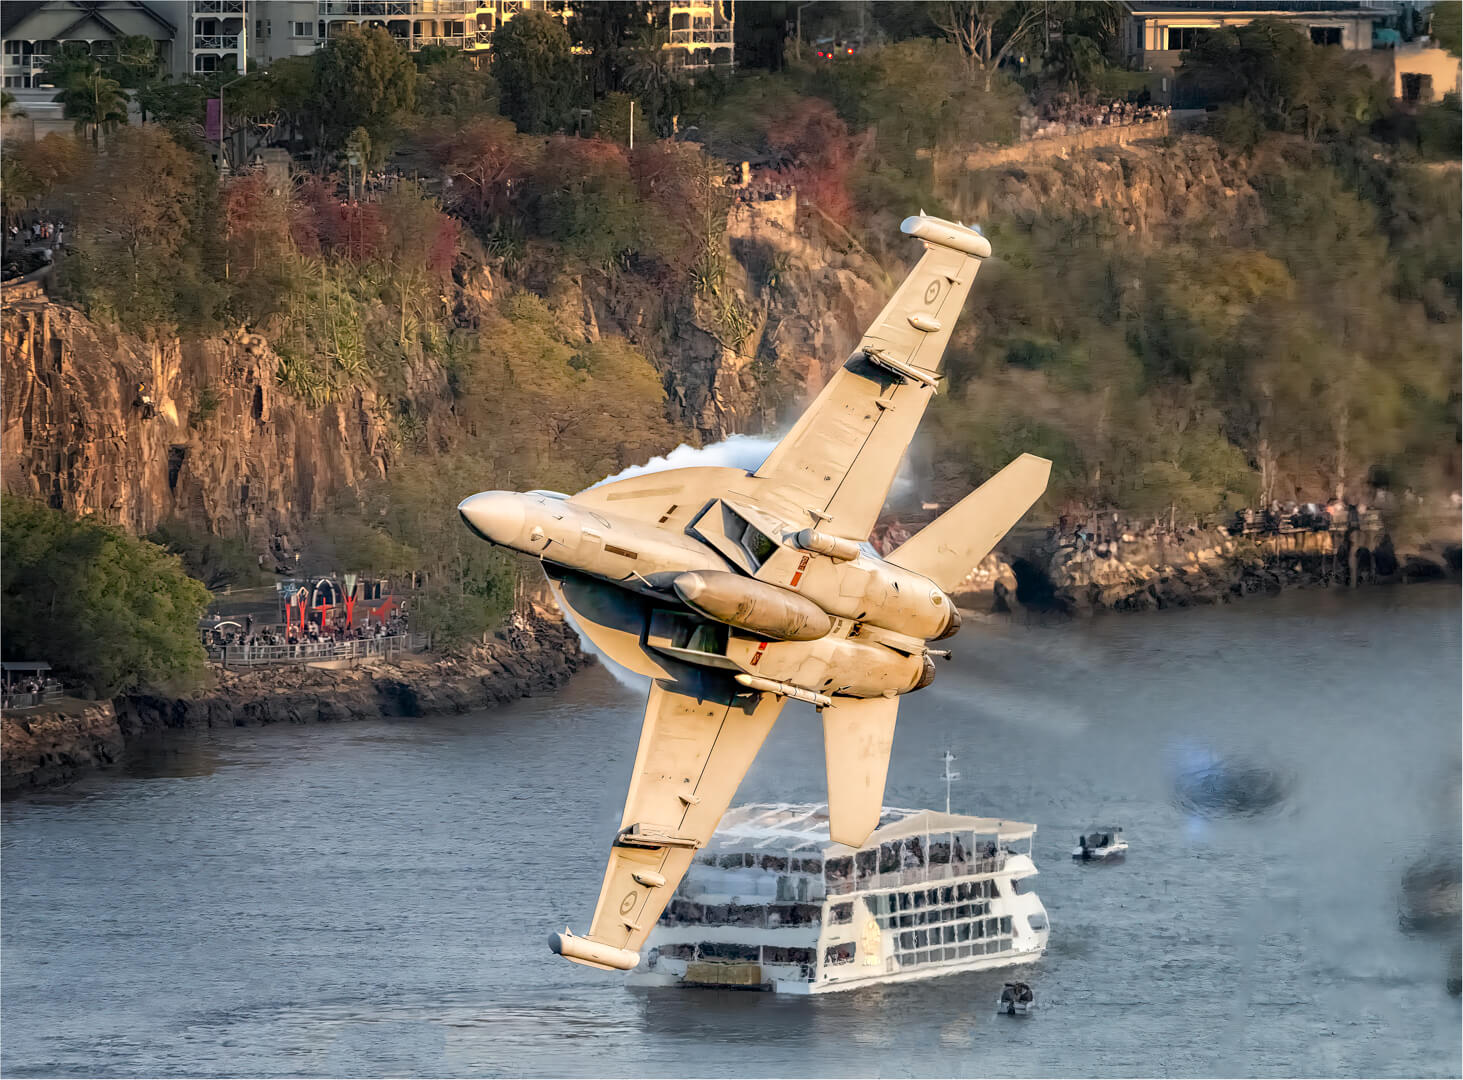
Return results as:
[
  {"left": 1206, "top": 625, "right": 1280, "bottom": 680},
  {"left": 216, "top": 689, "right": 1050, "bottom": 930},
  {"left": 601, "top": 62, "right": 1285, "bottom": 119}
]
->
[
  {"left": 1023, "top": 95, "right": 1171, "bottom": 140},
  {"left": 204, "top": 610, "right": 413, "bottom": 659},
  {"left": 2, "top": 676, "right": 60, "bottom": 710},
  {"left": 2, "top": 214, "right": 67, "bottom": 281}
]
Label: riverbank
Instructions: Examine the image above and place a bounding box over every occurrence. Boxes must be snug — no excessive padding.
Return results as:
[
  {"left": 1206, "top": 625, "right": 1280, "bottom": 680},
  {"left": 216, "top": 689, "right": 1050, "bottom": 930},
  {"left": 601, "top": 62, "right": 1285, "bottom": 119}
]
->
[
  {"left": 953, "top": 528, "right": 1461, "bottom": 614},
  {"left": 1, "top": 612, "right": 588, "bottom": 796}
]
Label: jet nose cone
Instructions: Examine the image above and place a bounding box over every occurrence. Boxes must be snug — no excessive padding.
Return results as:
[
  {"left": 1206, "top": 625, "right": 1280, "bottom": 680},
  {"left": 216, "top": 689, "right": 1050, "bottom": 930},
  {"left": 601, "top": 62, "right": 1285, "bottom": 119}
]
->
[
  {"left": 673, "top": 571, "right": 707, "bottom": 604},
  {"left": 458, "top": 491, "right": 526, "bottom": 547}
]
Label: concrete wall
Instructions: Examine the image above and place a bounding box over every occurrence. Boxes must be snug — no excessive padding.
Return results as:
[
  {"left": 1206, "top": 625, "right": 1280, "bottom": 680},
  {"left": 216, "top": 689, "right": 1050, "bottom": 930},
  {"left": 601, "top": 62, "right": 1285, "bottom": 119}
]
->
[{"left": 940, "top": 116, "right": 1173, "bottom": 175}]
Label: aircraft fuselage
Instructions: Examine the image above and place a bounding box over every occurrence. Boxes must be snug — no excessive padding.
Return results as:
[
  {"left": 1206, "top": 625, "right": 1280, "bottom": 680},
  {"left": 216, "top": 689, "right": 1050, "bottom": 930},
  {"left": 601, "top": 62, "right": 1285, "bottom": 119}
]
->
[{"left": 459, "top": 488, "right": 952, "bottom": 703}]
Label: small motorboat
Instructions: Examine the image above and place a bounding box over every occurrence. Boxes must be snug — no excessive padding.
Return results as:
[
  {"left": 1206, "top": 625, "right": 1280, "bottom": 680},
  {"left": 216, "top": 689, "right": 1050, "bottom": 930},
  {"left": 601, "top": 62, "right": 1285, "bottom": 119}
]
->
[
  {"left": 997, "top": 981, "right": 1035, "bottom": 1015},
  {"left": 1073, "top": 827, "right": 1127, "bottom": 862}
]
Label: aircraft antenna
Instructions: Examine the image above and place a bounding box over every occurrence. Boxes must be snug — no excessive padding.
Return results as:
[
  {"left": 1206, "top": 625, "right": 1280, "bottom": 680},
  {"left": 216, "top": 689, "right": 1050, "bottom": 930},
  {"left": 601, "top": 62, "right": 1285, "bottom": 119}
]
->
[{"left": 941, "top": 750, "right": 960, "bottom": 815}]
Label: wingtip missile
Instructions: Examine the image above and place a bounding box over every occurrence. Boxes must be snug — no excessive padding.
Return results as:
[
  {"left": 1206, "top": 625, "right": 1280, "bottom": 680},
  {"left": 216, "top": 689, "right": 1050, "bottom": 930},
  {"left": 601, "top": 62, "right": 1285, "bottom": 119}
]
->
[{"left": 549, "top": 929, "right": 641, "bottom": 970}]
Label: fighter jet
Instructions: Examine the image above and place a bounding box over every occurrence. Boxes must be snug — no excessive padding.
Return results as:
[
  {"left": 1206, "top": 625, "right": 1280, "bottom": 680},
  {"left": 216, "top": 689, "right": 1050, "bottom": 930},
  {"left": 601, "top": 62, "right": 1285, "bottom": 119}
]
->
[{"left": 458, "top": 213, "right": 1050, "bottom": 973}]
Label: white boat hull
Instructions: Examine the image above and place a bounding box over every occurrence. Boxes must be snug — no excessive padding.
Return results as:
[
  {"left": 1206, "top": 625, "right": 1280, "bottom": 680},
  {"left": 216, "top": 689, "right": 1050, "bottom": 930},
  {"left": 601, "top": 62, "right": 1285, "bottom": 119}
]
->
[{"left": 629, "top": 939, "right": 1046, "bottom": 995}]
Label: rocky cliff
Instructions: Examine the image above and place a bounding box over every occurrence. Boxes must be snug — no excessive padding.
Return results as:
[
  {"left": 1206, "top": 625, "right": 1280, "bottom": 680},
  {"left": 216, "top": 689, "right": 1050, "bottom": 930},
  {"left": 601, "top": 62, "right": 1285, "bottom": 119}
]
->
[{"left": 1, "top": 292, "right": 402, "bottom": 545}]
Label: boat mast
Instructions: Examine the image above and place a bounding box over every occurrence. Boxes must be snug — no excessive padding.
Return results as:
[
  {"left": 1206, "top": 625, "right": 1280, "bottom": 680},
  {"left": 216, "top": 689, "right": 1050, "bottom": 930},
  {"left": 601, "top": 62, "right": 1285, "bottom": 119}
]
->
[{"left": 941, "top": 750, "right": 960, "bottom": 815}]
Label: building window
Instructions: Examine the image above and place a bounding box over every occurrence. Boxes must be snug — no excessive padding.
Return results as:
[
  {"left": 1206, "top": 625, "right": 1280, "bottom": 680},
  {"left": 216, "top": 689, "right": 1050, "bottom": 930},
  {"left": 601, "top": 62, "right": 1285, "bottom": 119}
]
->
[
  {"left": 3, "top": 74, "right": 32, "bottom": 87},
  {"left": 1309, "top": 25, "right": 1342, "bottom": 46},
  {"left": 292, "top": 20, "right": 311, "bottom": 37},
  {"left": 1166, "top": 26, "right": 1211, "bottom": 50}
]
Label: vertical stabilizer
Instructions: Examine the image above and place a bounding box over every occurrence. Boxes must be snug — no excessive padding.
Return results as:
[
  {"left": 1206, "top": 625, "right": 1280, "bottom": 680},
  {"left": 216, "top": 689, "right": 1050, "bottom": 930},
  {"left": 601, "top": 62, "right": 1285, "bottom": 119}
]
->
[
  {"left": 886, "top": 454, "right": 1051, "bottom": 592},
  {"left": 822, "top": 695, "right": 900, "bottom": 848}
]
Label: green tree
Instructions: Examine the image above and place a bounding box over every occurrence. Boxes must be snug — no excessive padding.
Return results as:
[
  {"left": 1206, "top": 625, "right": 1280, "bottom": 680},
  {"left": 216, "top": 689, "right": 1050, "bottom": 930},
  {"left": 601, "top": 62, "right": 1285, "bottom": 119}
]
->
[
  {"left": 54, "top": 68, "right": 129, "bottom": 143},
  {"left": 61, "top": 126, "right": 225, "bottom": 331},
  {"left": 932, "top": 1, "right": 1045, "bottom": 91},
  {"left": 109, "top": 34, "right": 162, "bottom": 90},
  {"left": 415, "top": 46, "right": 499, "bottom": 120},
  {"left": 1431, "top": 2, "right": 1462, "bottom": 56},
  {"left": 492, "top": 9, "right": 578, "bottom": 133},
  {"left": 2, "top": 496, "right": 212, "bottom": 696},
  {"left": 313, "top": 24, "right": 417, "bottom": 151}
]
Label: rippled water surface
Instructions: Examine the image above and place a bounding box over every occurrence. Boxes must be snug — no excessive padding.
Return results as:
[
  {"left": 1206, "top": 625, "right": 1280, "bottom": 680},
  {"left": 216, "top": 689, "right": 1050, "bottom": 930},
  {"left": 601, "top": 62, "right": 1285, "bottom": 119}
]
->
[{"left": 4, "top": 588, "right": 1460, "bottom": 1077}]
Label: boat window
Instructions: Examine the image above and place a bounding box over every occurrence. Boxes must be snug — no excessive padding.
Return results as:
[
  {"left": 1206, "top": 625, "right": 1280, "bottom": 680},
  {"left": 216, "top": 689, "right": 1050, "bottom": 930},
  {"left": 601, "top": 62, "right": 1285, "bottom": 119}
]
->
[
  {"left": 696, "top": 851, "right": 717, "bottom": 866},
  {"left": 701, "top": 942, "right": 761, "bottom": 963},
  {"left": 795, "top": 858, "right": 823, "bottom": 874},
  {"left": 662, "top": 943, "right": 696, "bottom": 960},
  {"left": 824, "top": 942, "right": 857, "bottom": 967},
  {"left": 929, "top": 834, "right": 951, "bottom": 866},
  {"left": 764, "top": 946, "right": 813, "bottom": 965},
  {"left": 1028, "top": 914, "right": 1047, "bottom": 931},
  {"left": 831, "top": 902, "right": 854, "bottom": 926},
  {"left": 956, "top": 903, "right": 971, "bottom": 918},
  {"left": 899, "top": 913, "right": 913, "bottom": 928},
  {"left": 957, "top": 922, "right": 971, "bottom": 942},
  {"left": 955, "top": 882, "right": 971, "bottom": 901},
  {"left": 1001, "top": 915, "right": 1013, "bottom": 935},
  {"left": 855, "top": 848, "right": 877, "bottom": 884},
  {"left": 902, "top": 837, "right": 925, "bottom": 868},
  {"left": 899, "top": 932, "right": 915, "bottom": 950},
  {"left": 1012, "top": 878, "right": 1033, "bottom": 896},
  {"left": 940, "top": 886, "right": 954, "bottom": 904},
  {"left": 718, "top": 854, "right": 742, "bottom": 869},
  {"left": 911, "top": 891, "right": 925, "bottom": 909},
  {"left": 825, "top": 856, "right": 853, "bottom": 889},
  {"left": 729, "top": 904, "right": 766, "bottom": 927},
  {"left": 702, "top": 903, "right": 729, "bottom": 923},
  {"left": 792, "top": 903, "right": 822, "bottom": 924},
  {"left": 865, "top": 894, "right": 885, "bottom": 917},
  {"left": 954, "top": 831, "right": 974, "bottom": 867},
  {"left": 879, "top": 842, "right": 901, "bottom": 874},
  {"left": 776, "top": 876, "right": 794, "bottom": 902},
  {"left": 926, "top": 888, "right": 939, "bottom": 905},
  {"left": 973, "top": 920, "right": 984, "bottom": 939},
  {"left": 897, "top": 893, "right": 911, "bottom": 911},
  {"left": 945, "top": 925, "right": 959, "bottom": 945},
  {"left": 760, "top": 855, "right": 788, "bottom": 873}
]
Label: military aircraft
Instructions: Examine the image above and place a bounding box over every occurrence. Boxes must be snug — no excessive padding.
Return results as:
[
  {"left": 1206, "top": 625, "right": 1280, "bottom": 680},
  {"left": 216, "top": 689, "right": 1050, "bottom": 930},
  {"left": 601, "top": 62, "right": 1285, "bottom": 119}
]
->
[{"left": 458, "top": 213, "right": 1050, "bottom": 973}]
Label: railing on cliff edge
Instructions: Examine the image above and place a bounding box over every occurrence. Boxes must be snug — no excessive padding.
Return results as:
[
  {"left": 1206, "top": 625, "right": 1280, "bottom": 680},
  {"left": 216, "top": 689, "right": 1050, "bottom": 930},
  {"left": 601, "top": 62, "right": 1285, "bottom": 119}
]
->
[{"left": 209, "top": 632, "right": 430, "bottom": 667}]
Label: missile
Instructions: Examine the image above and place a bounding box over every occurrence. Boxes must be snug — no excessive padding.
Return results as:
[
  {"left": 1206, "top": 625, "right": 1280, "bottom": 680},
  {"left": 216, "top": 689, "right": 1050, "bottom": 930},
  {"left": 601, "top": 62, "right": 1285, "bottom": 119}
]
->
[
  {"left": 794, "top": 528, "right": 862, "bottom": 562},
  {"left": 673, "top": 570, "right": 832, "bottom": 642},
  {"left": 549, "top": 930, "right": 640, "bottom": 971}
]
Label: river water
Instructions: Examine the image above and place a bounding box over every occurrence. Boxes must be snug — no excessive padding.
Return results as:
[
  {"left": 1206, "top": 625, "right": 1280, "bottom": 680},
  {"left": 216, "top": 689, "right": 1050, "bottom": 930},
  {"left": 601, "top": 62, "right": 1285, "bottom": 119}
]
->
[{"left": 4, "top": 588, "right": 1459, "bottom": 1078}]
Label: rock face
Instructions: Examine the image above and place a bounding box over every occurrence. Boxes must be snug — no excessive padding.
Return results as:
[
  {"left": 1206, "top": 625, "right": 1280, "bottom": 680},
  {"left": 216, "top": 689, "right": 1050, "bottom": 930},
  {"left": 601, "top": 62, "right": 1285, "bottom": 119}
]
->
[
  {"left": 2, "top": 297, "right": 401, "bottom": 544},
  {"left": 945, "top": 135, "right": 1263, "bottom": 244},
  {"left": 1, "top": 614, "right": 588, "bottom": 795},
  {"left": 1007, "top": 528, "right": 1460, "bottom": 615}
]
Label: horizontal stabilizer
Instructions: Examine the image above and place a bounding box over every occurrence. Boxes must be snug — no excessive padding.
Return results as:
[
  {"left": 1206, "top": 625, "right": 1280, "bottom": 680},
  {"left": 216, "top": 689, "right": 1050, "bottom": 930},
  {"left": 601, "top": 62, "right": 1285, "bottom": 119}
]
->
[
  {"left": 886, "top": 454, "right": 1051, "bottom": 592},
  {"left": 822, "top": 695, "right": 900, "bottom": 848}
]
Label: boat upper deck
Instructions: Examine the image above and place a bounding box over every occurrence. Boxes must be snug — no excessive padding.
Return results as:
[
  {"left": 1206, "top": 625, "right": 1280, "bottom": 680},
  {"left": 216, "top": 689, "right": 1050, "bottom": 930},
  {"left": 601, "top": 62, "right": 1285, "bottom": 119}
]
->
[{"left": 688, "top": 803, "right": 1037, "bottom": 900}]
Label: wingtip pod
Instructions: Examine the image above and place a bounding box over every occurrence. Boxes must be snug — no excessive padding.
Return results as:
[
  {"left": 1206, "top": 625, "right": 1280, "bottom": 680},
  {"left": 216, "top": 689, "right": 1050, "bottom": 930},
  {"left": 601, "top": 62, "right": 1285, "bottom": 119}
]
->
[
  {"left": 549, "top": 930, "right": 641, "bottom": 971},
  {"left": 900, "top": 214, "right": 992, "bottom": 259}
]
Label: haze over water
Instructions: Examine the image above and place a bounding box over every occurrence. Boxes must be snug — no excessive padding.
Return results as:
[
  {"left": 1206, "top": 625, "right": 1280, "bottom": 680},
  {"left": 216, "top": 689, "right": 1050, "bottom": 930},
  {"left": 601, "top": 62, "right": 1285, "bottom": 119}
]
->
[{"left": 3, "top": 588, "right": 1459, "bottom": 1078}]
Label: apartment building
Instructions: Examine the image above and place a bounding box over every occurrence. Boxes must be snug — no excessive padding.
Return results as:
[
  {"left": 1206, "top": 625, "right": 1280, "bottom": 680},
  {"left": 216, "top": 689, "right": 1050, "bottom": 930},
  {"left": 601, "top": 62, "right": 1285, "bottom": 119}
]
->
[{"left": 2, "top": 0, "right": 734, "bottom": 88}]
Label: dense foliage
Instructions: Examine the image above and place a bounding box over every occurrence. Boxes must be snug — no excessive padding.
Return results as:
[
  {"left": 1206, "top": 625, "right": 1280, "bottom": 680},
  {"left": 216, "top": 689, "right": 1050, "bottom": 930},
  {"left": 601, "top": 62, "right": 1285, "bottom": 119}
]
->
[{"left": 2, "top": 497, "right": 212, "bottom": 696}]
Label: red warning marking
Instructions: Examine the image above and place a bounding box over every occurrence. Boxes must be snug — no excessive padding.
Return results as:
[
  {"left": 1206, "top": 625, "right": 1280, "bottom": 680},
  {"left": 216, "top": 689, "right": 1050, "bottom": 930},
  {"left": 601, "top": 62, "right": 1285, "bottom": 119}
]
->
[
  {"left": 789, "top": 555, "right": 810, "bottom": 588},
  {"left": 750, "top": 641, "right": 769, "bottom": 666}
]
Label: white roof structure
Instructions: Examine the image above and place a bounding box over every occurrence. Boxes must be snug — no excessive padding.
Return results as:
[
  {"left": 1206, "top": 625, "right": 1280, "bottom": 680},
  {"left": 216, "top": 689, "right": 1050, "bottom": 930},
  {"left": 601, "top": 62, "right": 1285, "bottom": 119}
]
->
[{"left": 709, "top": 803, "right": 1037, "bottom": 856}]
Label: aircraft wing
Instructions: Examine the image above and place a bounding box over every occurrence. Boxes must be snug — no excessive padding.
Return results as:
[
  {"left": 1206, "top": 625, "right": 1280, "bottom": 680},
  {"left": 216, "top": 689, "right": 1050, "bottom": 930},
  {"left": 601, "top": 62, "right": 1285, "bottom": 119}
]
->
[
  {"left": 752, "top": 215, "right": 992, "bottom": 539},
  {"left": 551, "top": 673, "right": 785, "bottom": 970}
]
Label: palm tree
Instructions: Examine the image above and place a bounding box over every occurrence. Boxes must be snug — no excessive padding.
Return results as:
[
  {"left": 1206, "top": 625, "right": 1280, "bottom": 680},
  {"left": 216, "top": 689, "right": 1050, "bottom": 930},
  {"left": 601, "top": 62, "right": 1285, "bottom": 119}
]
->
[{"left": 55, "top": 70, "right": 129, "bottom": 143}]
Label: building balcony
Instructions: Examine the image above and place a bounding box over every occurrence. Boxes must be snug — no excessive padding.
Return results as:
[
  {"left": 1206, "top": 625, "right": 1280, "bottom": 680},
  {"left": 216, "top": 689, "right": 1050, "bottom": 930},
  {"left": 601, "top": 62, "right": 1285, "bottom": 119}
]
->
[
  {"left": 195, "top": 35, "right": 242, "bottom": 50},
  {"left": 192, "top": 1, "right": 246, "bottom": 11},
  {"left": 318, "top": 0, "right": 476, "bottom": 14}
]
